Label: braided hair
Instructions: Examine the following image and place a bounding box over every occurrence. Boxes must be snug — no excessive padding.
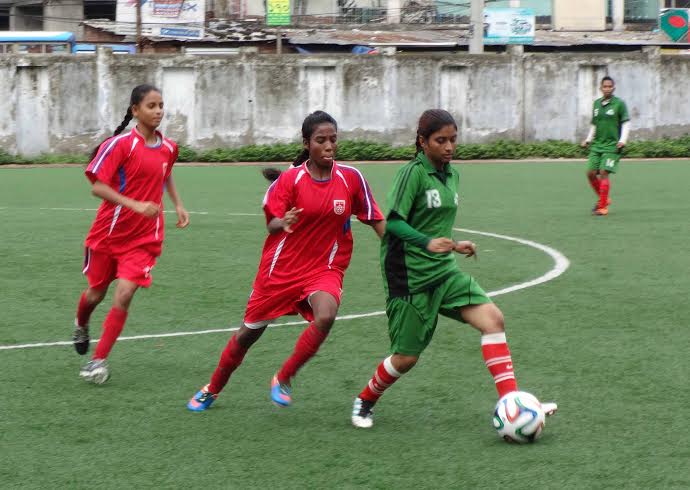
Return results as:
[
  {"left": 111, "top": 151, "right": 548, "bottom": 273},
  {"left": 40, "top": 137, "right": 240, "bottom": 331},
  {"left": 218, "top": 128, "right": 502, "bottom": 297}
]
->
[{"left": 89, "top": 84, "right": 161, "bottom": 160}]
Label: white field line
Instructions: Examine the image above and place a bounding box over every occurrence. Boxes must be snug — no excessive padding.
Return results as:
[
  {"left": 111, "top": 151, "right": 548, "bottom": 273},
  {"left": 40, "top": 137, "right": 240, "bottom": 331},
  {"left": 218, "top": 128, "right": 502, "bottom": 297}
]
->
[{"left": 0, "top": 228, "right": 569, "bottom": 351}]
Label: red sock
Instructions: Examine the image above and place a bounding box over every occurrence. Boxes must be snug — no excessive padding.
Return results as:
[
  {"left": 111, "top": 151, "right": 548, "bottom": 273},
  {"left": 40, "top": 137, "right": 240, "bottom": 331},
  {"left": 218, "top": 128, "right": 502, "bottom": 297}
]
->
[
  {"left": 588, "top": 174, "right": 600, "bottom": 194},
  {"left": 481, "top": 333, "right": 518, "bottom": 398},
  {"left": 598, "top": 179, "right": 610, "bottom": 209},
  {"left": 76, "top": 291, "right": 98, "bottom": 327},
  {"left": 93, "top": 307, "right": 128, "bottom": 360},
  {"left": 208, "top": 335, "right": 248, "bottom": 394},
  {"left": 277, "top": 323, "right": 329, "bottom": 383},
  {"left": 358, "top": 356, "right": 401, "bottom": 403}
]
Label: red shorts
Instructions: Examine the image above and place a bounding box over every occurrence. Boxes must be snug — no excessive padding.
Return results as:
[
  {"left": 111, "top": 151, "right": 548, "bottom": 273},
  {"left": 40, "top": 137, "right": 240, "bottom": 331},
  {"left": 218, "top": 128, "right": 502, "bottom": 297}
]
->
[
  {"left": 82, "top": 247, "right": 157, "bottom": 289},
  {"left": 243, "top": 270, "right": 344, "bottom": 328}
]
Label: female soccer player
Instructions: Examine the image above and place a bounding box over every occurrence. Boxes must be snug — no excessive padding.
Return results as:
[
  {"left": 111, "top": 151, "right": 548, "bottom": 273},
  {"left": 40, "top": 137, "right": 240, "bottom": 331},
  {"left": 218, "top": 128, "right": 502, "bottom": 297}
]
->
[
  {"left": 187, "top": 110, "right": 384, "bottom": 411},
  {"left": 72, "top": 84, "right": 190, "bottom": 384},
  {"left": 351, "top": 109, "right": 556, "bottom": 428},
  {"left": 581, "top": 76, "right": 630, "bottom": 216}
]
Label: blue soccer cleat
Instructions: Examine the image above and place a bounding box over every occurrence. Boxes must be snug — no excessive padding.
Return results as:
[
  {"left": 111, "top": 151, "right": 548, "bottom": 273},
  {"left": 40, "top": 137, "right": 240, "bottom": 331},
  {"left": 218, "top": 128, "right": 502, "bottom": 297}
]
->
[
  {"left": 270, "top": 375, "right": 292, "bottom": 407},
  {"left": 187, "top": 384, "right": 217, "bottom": 412}
]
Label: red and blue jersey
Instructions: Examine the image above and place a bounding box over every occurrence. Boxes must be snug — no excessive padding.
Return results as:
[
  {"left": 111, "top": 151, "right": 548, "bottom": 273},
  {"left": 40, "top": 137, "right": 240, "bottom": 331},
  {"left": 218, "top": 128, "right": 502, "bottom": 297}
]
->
[
  {"left": 84, "top": 127, "right": 178, "bottom": 256},
  {"left": 254, "top": 160, "right": 383, "bottom": 292}
]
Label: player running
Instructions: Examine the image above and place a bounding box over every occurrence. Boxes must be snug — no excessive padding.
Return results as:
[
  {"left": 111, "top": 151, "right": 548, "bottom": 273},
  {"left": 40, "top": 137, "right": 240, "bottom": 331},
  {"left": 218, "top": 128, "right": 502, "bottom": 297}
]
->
[
  {"left": 350, "top": 109, "right": 556, "bottom": 429},
  {"left": 187, "top": 110, "right": 385, "bottom": 411},
  {"left": 581, "top": 76, "right": 631, "bottom": 216},
  {"left": 72, "top": 84, "right": 190, "bottom": 384}
]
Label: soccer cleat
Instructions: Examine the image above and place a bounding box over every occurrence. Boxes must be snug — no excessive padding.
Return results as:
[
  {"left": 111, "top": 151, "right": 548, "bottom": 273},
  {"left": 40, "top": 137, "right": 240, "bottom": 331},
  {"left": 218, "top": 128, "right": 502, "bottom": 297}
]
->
[
  {"left": 79, "top": 359, "right": 109, "bottom": 384},
  {"left": 592, "top": 198, "right": 612, "bottom": 213},
  {"left": 542, "top": 401, "right": 558, "bottom": 417},
  {"left": 351, "top": 397, "right": 375, "bottom": 429},
  {"left": 270, "top": 375, "right": 292, "bottom": 407},
  {"left": 187, "top": 384, "right": 218, "bottom": 412},
  {"left": 593, "top": 207, "right": 609, "bottom": 216},
  {"left": 72, "top": 320, "right": 90, "bottom": 355}
]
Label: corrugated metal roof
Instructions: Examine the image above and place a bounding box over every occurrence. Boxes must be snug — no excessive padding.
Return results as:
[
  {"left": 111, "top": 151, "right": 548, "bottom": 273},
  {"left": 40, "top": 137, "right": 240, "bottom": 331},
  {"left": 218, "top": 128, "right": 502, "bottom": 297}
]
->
[{"left": 82, "top": 19, "right": 690, "bottom": 48}]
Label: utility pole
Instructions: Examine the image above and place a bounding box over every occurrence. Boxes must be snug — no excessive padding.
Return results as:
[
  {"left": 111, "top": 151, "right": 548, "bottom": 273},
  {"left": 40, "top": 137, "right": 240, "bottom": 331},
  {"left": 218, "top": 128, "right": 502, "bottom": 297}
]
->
[
  {"left": 612, "top": 0, "right": 625, "bottom": 31},
  {"left": 470, "top": 0, "right": 484, "bottom": 54},
  {"left": 136, "top": 0, "right": 143, "bottom": 53},
  {"left": 508, "top": 0, "right": 523, "bottom": 55}
]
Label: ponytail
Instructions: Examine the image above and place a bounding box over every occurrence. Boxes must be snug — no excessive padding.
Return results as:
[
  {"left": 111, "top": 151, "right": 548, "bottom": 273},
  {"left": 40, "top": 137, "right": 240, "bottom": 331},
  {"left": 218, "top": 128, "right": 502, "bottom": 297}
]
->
[
  {"left": 292, "top": 148, "right": 309, "bottom": 167},
  {"left": 262, "top": 167, "right": 282, "bottom": 182}
]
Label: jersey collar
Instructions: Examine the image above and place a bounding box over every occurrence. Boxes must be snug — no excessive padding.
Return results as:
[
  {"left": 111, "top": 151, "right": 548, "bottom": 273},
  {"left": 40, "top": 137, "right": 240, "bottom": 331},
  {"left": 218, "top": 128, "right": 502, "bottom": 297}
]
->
[
  {"left": 132, "top": 125, "right": 164, "bottom": 148},
  {"left": 303, "top": 159, "right": 337, "bottom": 181},
  {"left": 417, "top": 152, "right": 452, "bottom": 176}
]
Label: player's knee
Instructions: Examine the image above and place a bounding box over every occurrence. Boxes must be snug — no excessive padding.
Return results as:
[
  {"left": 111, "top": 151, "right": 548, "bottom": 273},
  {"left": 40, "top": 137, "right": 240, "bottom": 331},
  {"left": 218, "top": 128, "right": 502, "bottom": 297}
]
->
[
  {"left": 86, "top": 287, "right": 107, "bottom": 304},
  {"left": 392, "top": 354, "right": 418, "bottom": 374},
  {"left": 237, "top": 326, "right": 264, "bottom": 348},
  {"left": 113, "top": 285, "right": 138, "bottom": 310},
  {"left": 481, "top": 306, "right": 505, "bottom": 334},
  {"left": 313, "top": 312, "right": 336, "bottom": 332}
]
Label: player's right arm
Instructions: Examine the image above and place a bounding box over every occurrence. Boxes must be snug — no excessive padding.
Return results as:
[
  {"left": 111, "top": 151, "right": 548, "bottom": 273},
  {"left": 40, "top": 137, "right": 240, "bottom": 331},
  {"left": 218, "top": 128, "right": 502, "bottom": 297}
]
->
[
  {"left": 581, "top": 125, "right": 596, "bottom": 147},
  {"left": 91, "top": 182, "right": 159, "bottom": 218},
  {"left": 85, "top": 136, "right": 159, "bottom": 218},
  {"left": 263, "top": 170, "right": 302, "bottom": 234},
  {"left": 582, "top": 101, "right": 597, "bottom": 147}
]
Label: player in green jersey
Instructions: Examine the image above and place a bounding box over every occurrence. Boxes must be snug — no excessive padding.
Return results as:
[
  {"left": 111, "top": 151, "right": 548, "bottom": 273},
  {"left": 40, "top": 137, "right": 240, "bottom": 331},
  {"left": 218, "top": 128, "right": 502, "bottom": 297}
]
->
[
  {"left": 581, "top": 76, "right": 630, "bottom": 216},
  {"left": 351, "top": 109, "right": 556, "bottom": 428}
]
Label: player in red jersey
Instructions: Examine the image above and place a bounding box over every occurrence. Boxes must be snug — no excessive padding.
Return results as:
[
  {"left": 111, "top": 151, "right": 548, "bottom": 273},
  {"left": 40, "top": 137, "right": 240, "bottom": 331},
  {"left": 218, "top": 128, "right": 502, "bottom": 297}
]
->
[
  {"left": 187, "top": 110, "right": 385, "bottom": 411},
  {"left": 72, "top": 84, "right": 190, "bottom": 384}
]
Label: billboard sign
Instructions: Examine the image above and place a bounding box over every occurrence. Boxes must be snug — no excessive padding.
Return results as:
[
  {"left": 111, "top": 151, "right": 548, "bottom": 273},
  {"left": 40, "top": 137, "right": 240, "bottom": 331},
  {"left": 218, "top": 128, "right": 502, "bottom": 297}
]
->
[
  {"left": 483, "top": 7, "right": 535, "bottom": 45},
  {"left": 116, "top": 0, "right": 206, "bottom": 40}
]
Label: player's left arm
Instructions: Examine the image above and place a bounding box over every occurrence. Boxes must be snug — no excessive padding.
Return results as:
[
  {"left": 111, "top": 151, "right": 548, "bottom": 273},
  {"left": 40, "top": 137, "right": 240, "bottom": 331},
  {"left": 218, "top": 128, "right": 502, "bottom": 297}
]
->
[
  {"left": 165, "top": 175, "right": 190, "bottom": 229},
  {"left": 350, "top": 169, "right": 385, "bottom": 238},
  {"left": 165, "top": 144, "right": 189, "bottom": 229},
  {"left": 617, "top": 101, "right": 631, "bottom": 150}
]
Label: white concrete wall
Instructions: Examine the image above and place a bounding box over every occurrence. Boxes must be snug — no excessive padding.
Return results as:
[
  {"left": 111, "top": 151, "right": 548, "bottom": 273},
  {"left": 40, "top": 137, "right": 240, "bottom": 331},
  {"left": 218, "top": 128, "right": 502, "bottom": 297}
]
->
[{"left": 0, "top": 49, "right": 687, "bottom": 156}]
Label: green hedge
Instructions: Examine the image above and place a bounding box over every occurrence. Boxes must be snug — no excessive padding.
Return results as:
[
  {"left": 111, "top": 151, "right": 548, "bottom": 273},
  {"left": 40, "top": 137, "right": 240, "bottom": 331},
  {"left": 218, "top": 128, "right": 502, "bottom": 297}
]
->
[{"left": 3, "top": 137, "right": 690, "bottom": 165}]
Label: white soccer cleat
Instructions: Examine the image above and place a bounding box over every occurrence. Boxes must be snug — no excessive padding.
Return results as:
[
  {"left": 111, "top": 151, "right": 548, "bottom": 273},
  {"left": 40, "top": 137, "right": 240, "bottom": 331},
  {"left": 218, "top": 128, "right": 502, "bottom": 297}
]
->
[
  {"left": 351, "top": 397, "right": 375, "bottom": 429},
  {"left": 542, "top": 401, "right": 558, "bottom": 416},
  {"left": 79, "top": 359, "right": 110, "bottom": 385}
]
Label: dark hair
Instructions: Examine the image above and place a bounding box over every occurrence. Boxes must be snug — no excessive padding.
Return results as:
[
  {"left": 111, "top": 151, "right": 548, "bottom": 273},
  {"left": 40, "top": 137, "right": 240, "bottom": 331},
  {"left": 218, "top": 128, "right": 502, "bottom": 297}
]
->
[
  {"left": 89, "top": 84, "right": 161, "bottom": 160},
  {"left": 414, "top": 109, "right": 458, "bottom": 156},
  {"left": 292, "top": 110, "right": 338, "bottom": 167},
  {"left": 263, "top": 110, "right": 338, "bottom": 183},
  {"left": 601, "top": 76, "right": 615, "bottom": 85}
]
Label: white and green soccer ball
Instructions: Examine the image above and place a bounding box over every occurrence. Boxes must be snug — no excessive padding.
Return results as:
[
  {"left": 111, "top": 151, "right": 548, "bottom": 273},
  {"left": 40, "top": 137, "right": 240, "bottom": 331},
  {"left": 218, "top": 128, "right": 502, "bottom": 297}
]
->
[{"left": 493, "top": 391, "right": 545, "bottom": 444}]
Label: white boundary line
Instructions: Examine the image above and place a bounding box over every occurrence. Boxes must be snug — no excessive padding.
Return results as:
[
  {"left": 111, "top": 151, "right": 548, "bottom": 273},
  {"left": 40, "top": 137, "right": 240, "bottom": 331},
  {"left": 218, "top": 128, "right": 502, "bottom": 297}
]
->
[{"left": 0, "top": 228, "right": 569, "bottom": 351}]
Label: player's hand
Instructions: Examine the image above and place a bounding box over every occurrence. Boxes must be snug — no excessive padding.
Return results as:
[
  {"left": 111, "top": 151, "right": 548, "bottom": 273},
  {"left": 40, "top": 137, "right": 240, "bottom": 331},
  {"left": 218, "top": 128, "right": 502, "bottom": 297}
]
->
[
  {"left": 454, "top": 240, "right": 477, "bottom": 258},
  {"left": 135, "top": 201, "right": 160, "bottom": 218},
  {"left": 282, "top": 207, "right": 303, "bottom": 233},
  {"left": 175, "top": 206, "right": 190, "bottom": 228},
  {"left": 616, "top": 142, "right": 625, "bottom": 150},
  {"left": 427, "top": 237, "right": 455, "bottom": 254},
  {"left": 581, "top": 140, "right": 590, "bottom": 148}
]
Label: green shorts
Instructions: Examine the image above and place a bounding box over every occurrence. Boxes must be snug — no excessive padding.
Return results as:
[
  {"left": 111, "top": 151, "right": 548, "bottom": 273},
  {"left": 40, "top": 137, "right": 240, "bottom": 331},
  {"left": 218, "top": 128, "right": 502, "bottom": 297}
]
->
[
  {"left": 386, "top": 271, "right": 492, "bottom": 357},
  {"left": 588, "top": 148, "right": 620, "bottom": 174}
]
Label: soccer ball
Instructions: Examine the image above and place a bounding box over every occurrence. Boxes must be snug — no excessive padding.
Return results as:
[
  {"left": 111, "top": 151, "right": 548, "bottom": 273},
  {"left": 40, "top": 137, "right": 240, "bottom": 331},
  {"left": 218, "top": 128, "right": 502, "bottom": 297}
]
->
[{"left": 493, "top": 391, "right": 545, "bottom": 444}]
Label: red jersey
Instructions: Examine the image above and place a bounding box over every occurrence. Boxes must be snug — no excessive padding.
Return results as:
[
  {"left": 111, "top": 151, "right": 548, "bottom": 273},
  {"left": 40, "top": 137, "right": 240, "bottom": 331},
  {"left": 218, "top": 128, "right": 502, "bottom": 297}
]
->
[
  {"left": 255, "top": 161, "right": 383, "bottom": 292},
  {"left": 84, "top": 128, "right": 178, "bottom": 256}
]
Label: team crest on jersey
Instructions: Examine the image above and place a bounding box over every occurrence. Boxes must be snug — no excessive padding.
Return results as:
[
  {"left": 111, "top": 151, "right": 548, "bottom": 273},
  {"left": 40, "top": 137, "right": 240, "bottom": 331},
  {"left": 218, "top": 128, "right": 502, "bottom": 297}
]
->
[
  {"left": 333, "top": 199, "right": 346, "bottom": 215},
  {"left": 606, "top": 109, "right": 615, "bottom": 116}
]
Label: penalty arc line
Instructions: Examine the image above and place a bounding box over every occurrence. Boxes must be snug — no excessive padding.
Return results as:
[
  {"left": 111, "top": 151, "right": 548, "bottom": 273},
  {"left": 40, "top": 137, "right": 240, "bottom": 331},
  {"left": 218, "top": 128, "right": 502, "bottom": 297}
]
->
[{"left": 0, "top": 228, "right": 569, "bottom": 351}]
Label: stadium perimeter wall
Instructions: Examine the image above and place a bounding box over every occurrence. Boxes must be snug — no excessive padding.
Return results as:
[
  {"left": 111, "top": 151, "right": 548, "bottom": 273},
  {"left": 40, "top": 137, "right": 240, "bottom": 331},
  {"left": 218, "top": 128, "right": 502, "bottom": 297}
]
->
[{"left": 0, "top": 48, "right": 684, "bottom": 156}]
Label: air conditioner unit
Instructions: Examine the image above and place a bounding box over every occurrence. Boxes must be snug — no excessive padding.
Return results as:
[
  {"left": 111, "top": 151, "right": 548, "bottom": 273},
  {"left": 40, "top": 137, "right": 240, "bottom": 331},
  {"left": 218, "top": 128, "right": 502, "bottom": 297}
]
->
[{"left": 552, "top": 0, "right": 606, "bottom": 31}]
